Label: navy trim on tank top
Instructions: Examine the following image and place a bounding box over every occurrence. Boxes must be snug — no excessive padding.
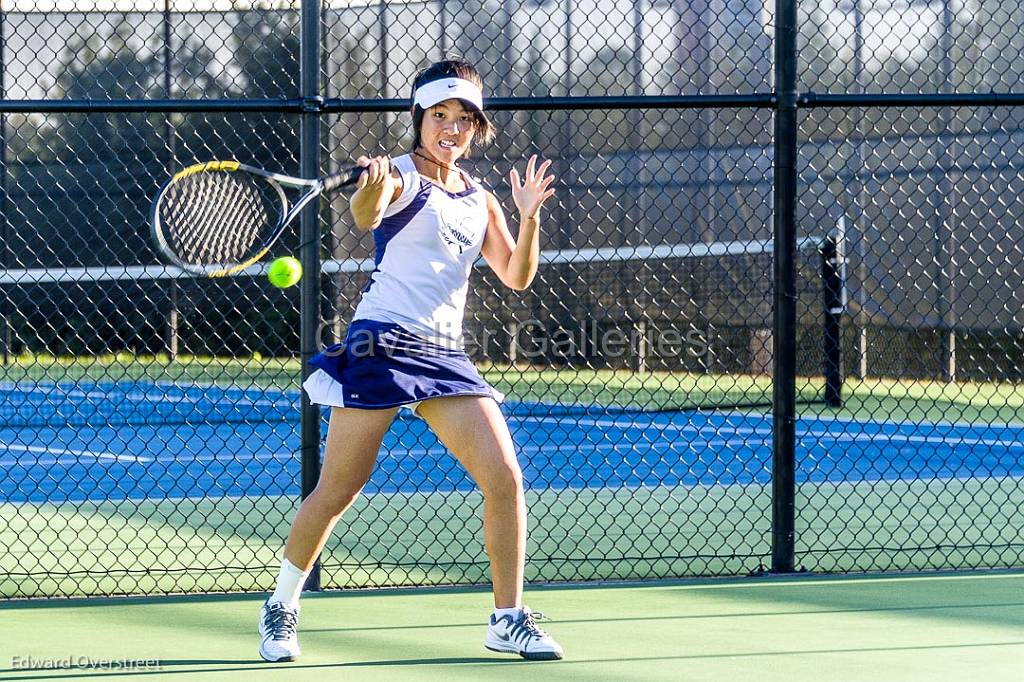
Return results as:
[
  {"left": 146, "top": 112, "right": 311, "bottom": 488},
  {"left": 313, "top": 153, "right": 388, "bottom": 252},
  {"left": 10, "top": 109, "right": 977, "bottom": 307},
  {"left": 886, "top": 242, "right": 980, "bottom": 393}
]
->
[
  {"left": 362, "top": 181, "right": 432, "bottom": 293},
  {"left": 421, "top": 176, "right": 478, "bottom": 199}
]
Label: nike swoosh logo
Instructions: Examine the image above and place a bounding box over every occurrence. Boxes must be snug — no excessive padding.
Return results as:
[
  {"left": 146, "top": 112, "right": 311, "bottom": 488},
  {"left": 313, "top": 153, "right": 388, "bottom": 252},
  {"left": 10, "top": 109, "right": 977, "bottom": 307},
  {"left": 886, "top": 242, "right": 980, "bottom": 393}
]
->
[
  {"left": 496, "top": 632, "right": 510, "bottom": 641},
  {"left": 447, "top": 83, "right": 457, "bottom": 88}
]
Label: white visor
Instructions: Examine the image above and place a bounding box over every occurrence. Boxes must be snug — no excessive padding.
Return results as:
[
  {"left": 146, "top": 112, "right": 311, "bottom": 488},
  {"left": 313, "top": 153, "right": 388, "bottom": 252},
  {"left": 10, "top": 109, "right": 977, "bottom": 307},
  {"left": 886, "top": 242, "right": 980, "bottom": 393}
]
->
[{"left": 413, "top": 77, "right": 484, "bottom": 112}]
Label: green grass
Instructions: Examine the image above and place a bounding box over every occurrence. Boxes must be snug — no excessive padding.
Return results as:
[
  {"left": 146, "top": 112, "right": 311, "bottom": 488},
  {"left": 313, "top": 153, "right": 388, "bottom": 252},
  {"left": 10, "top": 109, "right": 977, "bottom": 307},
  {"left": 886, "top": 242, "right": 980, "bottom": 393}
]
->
[
  {"left": 1, "top": 352, "right": 301, "bottom": 389},
  {"left": 481, "top": 362, "right": 812, "bottom": 410},
  {"left": 804, "top": 376, "right": 1024, "bottom": 424}
]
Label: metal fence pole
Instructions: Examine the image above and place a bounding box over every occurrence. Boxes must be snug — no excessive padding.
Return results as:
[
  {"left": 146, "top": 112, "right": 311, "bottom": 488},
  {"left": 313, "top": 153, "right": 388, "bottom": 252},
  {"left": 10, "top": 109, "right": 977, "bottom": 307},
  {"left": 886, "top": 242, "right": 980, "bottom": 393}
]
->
[
  {"left": 851, "top": 0, "right": 869, "bottom": 380},
  {"left": 162, "top": 0, "right": 179, "bottom": 361},
  {"left": 771, "top": 0, "right": 798, "bottom": 574},
  {"left": 377, "top": 0, "right": 389, "bottom": 147},
  {"left": 299, "top": 0, "right": 324, "bottom": 592},
  {"left": 937, "top": 0, "right": 958, "bottom": 382},
  {"left": 0, "top": 5, "right": 10, "bottom": 366}
]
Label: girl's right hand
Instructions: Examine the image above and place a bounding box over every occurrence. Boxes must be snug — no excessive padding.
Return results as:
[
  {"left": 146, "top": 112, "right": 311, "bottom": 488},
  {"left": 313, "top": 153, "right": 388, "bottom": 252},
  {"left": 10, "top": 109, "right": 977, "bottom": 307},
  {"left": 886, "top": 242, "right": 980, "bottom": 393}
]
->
[
  {"left": 355, "top": 155, "right": 395, "bottom": 192},
  {"left": 350, "top": 155, "right": 400, "bottom": 231}
]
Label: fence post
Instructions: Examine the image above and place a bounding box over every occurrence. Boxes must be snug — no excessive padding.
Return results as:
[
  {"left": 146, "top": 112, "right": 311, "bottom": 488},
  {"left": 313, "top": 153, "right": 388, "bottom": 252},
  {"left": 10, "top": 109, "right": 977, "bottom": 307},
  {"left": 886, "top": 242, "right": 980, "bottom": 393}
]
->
[
  {"left": 851, "top": 0, "right": 870, "bottom": 380},
  {"left": 771, "top": 0, "right": 798, "bottom": 574},
  {"left": 0, "top": 4, "right": 9, "bottom": 366},
  {"left": 938, "top": 0, "right": 958, "bottom": 383},
  {"left": 161, "top": 0, "right": 180, "bottom": 362},
  {"left": 299, "top": 0, "right": 324, "bottom": 593}
]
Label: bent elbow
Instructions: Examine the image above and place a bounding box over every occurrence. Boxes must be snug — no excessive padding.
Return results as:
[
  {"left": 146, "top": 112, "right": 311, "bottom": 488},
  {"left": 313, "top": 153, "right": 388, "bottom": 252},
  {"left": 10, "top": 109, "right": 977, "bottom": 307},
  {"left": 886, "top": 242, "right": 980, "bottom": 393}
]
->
[
  {"left": 506, "top": 275, "right": 534, "bottom": 291},
  {"left": 352, "top": 214, "right": 381, "bottom": 232}
]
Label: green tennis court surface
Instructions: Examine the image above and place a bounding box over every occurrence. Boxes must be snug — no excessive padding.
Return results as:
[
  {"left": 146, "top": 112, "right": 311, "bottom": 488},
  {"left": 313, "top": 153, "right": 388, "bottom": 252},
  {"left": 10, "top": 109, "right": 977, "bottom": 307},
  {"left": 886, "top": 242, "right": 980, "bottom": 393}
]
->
[
  {"left": 1, "top": 573, "right": 1022, "bottom": 681},
  {"left": 6, "top": 478, "right": 1024, "bottom": 598}
]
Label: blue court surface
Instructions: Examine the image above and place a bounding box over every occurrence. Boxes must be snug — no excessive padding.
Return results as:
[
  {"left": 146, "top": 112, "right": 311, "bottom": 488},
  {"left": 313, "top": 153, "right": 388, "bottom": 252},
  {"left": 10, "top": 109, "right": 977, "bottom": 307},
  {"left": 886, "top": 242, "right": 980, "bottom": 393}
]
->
[{"left": 2, "top": 381, "right": 1023, "bottom": 504}]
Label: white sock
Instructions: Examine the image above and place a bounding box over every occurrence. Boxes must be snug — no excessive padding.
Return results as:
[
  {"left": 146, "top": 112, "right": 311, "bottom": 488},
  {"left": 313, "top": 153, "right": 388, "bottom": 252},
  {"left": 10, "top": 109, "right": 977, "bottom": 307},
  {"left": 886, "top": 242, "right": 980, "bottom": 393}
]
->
[
  {"left": 492, "top": 606, "right": 522, "bottom": 623},
  {"left": 269, "top": 558, "right": 308, "bottom": 609}
]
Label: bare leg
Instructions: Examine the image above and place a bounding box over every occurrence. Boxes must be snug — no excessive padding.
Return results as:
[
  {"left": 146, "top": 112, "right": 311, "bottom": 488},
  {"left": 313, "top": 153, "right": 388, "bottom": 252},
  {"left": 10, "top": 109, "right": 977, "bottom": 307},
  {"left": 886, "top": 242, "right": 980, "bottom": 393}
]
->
[
  {"left": 417, "top": 396, "right": 525, "bottom": 609},
  {"left": 282, "top": 406, "right": 397, "bottom": 570}
]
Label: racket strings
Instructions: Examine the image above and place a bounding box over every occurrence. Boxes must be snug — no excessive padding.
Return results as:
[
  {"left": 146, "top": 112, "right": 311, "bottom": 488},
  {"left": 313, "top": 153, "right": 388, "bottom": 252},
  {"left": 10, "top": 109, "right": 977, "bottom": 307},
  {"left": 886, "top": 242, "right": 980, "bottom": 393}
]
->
[
  {"left": 186, "top": 175, "right": 256, "bottom": 262},
  {"left": 159, "top": 171, "right": 283, "bottom": 266}
]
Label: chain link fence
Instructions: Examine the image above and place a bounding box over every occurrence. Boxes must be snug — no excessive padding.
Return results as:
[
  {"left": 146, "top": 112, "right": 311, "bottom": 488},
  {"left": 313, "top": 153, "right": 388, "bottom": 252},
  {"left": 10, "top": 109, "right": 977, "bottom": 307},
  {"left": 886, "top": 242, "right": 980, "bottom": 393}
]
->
[
  {"left": 1, "top": 0, "right": 1022, "bottom": 598},
  {"left": 796, "top": 0, "right": 1024, "bottom": 572}
]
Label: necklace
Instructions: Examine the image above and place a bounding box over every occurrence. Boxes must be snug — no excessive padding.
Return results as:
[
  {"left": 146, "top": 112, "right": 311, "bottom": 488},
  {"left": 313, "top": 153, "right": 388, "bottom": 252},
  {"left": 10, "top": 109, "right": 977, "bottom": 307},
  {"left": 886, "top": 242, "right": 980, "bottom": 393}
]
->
[{"left": 413, "top": 150, "right": 459, "bottom": 174}]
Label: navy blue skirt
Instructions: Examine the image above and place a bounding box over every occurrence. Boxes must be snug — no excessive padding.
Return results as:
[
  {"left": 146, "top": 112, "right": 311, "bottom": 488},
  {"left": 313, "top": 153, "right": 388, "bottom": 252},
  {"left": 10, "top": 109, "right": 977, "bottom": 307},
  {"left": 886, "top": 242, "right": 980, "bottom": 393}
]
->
[{"left": 303, "top": 319, "right": 501, "bottom": 411}]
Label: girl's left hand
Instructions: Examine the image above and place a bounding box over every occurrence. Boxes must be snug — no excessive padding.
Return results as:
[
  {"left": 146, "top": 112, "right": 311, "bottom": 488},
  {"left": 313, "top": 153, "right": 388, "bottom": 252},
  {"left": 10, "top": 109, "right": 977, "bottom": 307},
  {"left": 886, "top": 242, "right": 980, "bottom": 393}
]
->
[{"left": 510, "top": 155, "right": 556, "bottom": 219}]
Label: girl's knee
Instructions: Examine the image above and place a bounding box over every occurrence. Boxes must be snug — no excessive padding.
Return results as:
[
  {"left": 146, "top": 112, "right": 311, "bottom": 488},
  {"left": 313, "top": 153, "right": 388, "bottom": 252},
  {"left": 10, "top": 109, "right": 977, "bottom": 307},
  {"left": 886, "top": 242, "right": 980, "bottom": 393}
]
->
[
  {"left": 479, "top": 461, "right": 524, "bottom": 501},
  {"left": 306, "top": 485, "right": 361, "bottom": 517}
]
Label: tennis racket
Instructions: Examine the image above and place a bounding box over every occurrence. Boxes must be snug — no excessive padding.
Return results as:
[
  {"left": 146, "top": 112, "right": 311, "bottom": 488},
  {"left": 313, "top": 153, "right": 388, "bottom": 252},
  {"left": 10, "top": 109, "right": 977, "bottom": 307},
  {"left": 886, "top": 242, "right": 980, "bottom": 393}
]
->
[{"left": 150, "top": 160, "right": 362, "bottom": 277}]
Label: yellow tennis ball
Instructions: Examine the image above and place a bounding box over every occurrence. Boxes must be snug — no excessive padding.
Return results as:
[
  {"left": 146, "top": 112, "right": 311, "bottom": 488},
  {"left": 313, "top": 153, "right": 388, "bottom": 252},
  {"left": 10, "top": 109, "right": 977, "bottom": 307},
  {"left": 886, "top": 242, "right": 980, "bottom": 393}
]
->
[{"left": 267, "top": 256, "right": 302, "bottom": 288}]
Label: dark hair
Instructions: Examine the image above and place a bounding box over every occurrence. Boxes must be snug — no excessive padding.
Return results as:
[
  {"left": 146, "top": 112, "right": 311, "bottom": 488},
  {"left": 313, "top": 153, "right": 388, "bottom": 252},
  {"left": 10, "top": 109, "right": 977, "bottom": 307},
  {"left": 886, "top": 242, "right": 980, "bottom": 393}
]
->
[{"left": 409, "top": 58, "right": 496, "bottom": 151}]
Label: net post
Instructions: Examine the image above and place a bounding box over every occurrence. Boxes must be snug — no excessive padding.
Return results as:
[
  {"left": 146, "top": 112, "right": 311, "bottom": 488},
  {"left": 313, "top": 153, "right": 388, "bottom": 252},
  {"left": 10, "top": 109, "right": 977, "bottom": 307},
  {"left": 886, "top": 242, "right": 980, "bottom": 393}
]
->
[
  {"left": 821, "top": 235, "right": 844, "bottom": 407},
  {"left": 166, "top": 302, "right": 179, "bottom": 360},
  {"left": 0, "top": 317, "right": 9, "bottom": 365},
  {"left": 299, "top": 0, "right": 323, "bottom": 593},
  {"left": 0, "top": 300, "right": 8, "bottom": 364},
  {"left": 634, "top": 320, "right": 649, "bottom": 372},
  {"left": 771, "top": 0, "right": 798, "bottom": 574},
  {"left": 507, "top": 321, "right": 520, "bottom": 364}
]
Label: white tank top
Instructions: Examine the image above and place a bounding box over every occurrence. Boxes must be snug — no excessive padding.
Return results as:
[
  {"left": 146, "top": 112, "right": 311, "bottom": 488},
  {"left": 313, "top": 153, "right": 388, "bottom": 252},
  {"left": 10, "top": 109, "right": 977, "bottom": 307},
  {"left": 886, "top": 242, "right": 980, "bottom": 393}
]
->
[{"left": 352, "top": 154, "right": 491, "bottom": 347}]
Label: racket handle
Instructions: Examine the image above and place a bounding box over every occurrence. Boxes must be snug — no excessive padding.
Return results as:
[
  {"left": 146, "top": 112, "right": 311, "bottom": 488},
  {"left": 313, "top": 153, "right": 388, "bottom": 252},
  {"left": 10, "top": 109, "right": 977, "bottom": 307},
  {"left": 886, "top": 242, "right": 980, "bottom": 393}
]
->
[{"left": 323, "top": 166, "right": 363, "bottom": 191}]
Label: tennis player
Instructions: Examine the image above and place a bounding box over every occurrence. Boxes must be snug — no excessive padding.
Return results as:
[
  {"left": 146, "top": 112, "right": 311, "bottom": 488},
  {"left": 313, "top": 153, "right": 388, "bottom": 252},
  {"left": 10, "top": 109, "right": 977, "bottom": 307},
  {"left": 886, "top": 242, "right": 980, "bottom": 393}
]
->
[{"left": 258, "top": 58, "right": 562, "bottom": 663}]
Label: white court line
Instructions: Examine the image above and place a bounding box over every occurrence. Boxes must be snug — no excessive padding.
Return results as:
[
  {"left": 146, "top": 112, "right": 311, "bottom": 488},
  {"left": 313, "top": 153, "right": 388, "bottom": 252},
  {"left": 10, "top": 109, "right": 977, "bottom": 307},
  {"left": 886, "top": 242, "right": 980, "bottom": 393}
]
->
[
  {"left": 144, "top": 440, "right": 762, "bottom": 464},
  {"left": 135, "top": 451, "right": 300, "bottom": 464},
  {"left": 0, "top": 443, "right": 152, "bottom": 465},
  {"left": 4, "top": 427, "right": 1019, "bottom": 469},
  {"left": 135, "top": 441, "right": 690, "bottom": 464},
  {"left": 513, "top": 415, "right": 770, "bottom": 430},
  {"left": 803, "top": 412, "right": 1024, "bottom": 431},
  {"left": 518, "top": 411, "right": 1024, "bottom": 434},
  {"left": 704, "top": 424, "right": 1024, "bottom": 449},
  {"left": 634, "top": 406, "right": 1024, "bottom": 431},
  {"left": 802, "top": 430, "right": 1024, "bottom": 449},
  {"left": 0, "top": 377, "right": 296, "bottom": 401},
  {"left": 711, "top": 429, "right": 1024, "bottom": 450},
  {"left": 522, "top": 416, "right": 1024, "bottom": 449},
  {"left": 128, "top": 427, "right": 1024, "bottom": 466}
]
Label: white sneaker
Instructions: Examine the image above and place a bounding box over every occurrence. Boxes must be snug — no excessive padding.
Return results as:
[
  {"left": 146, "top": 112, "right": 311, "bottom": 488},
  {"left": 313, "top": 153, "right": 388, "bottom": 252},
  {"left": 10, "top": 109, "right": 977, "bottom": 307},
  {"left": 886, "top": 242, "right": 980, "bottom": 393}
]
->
[
  {"left": 258, "top": 599, "right": 300, "bottom": 662},
  {"left": 485, "top": 606, "right": 564, "bottom": 661}
]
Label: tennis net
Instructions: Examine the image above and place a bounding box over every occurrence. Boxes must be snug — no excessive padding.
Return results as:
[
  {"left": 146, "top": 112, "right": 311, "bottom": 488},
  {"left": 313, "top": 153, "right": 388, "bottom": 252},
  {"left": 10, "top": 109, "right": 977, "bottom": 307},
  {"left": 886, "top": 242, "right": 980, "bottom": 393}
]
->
[
  {"left": 0, "top": 380, "right": 297, "bottom": 428},
  {"left": 463, "top": 234, "right": 836, "bottom": 413}
]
